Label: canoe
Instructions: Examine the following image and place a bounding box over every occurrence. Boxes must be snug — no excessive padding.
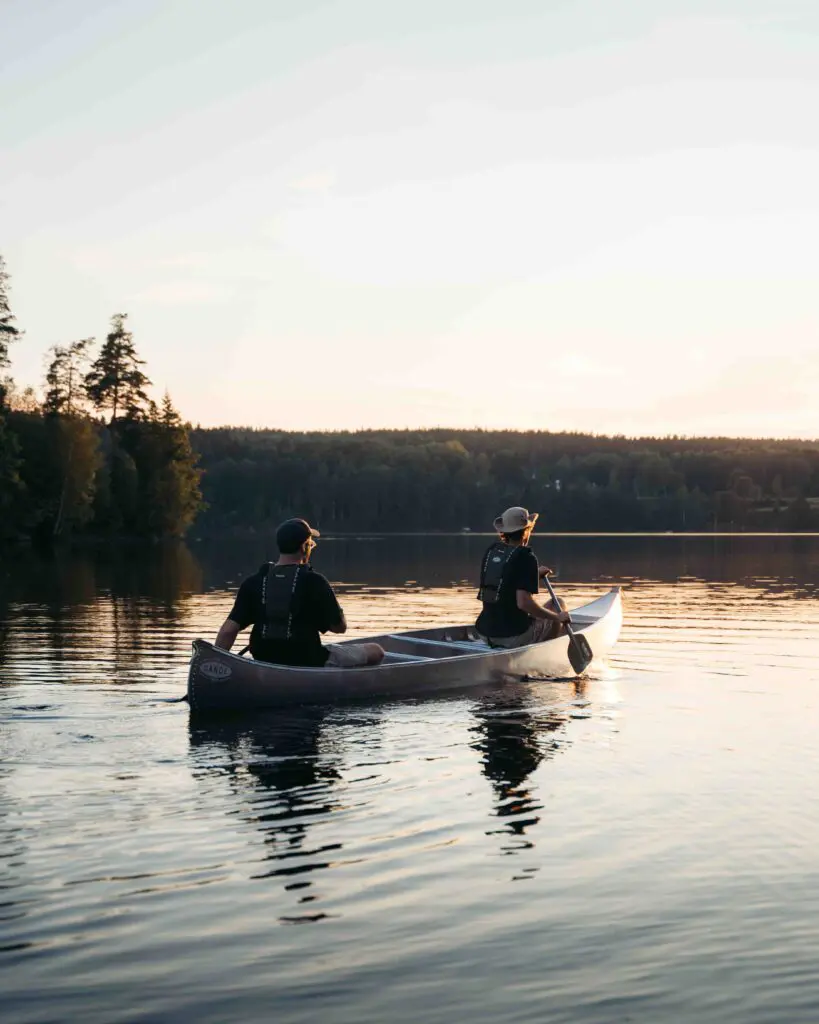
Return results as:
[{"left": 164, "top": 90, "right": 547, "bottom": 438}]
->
[{"left": 188, "top": 587, "right": 623, "bottom": 712}]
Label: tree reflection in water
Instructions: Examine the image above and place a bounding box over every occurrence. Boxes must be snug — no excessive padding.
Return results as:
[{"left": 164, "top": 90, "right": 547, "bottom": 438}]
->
[
  {"left": 471, "top": 682, "right": 587, "bottom": 876},
  {"left": 188, "top": 709, "right": 345, "bottom": 923}
]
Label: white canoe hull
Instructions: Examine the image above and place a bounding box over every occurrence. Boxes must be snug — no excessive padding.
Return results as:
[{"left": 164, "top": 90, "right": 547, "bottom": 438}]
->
[{"left": 188, "top": 587, "right": 623, "bottom": 712}]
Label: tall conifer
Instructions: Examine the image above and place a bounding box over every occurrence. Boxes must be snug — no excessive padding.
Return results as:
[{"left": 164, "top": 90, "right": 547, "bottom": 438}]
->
[
  {"left": 44, "top": 338, "right": 94, "bottom": 416},
  {"left": 0, "top": 254, "right": 23, "bottom": 407},
  {"left": 84, "top": 314, "right": 151, "bottom": 422},
  {"left": 0, "top": 254, "right": 23, "bottom": 531}
]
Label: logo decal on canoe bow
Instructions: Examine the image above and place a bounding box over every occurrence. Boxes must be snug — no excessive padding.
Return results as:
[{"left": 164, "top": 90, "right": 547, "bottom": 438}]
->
[{"left": 200, "top": 661, "right": 232, "bottom": 681}]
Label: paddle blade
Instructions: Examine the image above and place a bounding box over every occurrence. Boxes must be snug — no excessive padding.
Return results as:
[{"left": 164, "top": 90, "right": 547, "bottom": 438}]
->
[{"left": 567, "top": 631, "right": 593, "bottom": 675}]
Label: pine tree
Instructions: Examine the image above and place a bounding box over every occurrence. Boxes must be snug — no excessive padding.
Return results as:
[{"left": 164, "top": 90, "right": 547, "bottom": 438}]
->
[
  {"left": 0, "top": 254, "right": 23, "bottom": 408},
  {"left": 137, "top": 393, "right": 204, "bottom": 537},
  {"left": 0, "top": 254, "right": 23, "bottom": 532},
  {"left": 84, "top": 314, "right": 151, "bottom": 422},
  {"left": 44, "top": 338, "right": 94, "bottom": 416}
]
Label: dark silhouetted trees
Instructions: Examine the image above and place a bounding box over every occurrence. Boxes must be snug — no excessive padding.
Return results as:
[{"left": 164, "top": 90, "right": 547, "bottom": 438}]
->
[
  {"left": 189, "top": 428, "right": 819, "bottom": 536},
  {"left": 0, "top": 256, "right": 24, "bottom": 537},
  {"left": 84, "top": 314, "right": 151, "bottom": 423},
  {"left": 0, "top": 254, "right": 202, "bottom": 543},
  {"left": 0, "top": 254, "right": 23, "bottom": 409},
  {"left": 44, "top": 339, "right": 93, "bottom": 416}
]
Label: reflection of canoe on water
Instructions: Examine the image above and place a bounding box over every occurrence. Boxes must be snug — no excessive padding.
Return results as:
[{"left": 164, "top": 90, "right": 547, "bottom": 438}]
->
[{"left": 188, "top": 587, "right": 623, "bottom": 713}]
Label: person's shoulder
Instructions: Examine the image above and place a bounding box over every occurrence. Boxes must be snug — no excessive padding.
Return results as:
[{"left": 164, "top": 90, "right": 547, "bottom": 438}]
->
[
  {"left": 517, "top": 546, "right": 539, "bottom": 568},
  {"left": 238, "top": 565, "right": 268, "bottom": 590},
  {"left": 304, "top": 568, "right": 334, "bottom": 590}
]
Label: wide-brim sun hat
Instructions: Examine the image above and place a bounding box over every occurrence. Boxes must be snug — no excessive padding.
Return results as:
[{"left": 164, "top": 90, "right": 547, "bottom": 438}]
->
[{"left": 493, "top": 507, "right": 538, "bottom": 533}]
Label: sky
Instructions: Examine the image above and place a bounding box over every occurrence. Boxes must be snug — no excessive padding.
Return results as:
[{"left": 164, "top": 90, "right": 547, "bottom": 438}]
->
[{"left": 2, "top": 0, "right": 818, "bottom": 437}]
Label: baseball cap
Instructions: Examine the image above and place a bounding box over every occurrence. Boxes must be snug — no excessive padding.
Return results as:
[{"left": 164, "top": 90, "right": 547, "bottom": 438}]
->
[
  {"left": 492, "top": 507, "right": 538, "bottom": 533},
  {"left": 276, "top": 518, "right": 320, "bottom": 554}
]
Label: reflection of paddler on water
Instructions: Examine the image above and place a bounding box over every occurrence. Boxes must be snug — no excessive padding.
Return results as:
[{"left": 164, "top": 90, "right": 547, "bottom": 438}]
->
[
  {"left": 471, "top": 683, "right": 587, "bottom": 855},
  {"left": 188, "top": 711, "right": 344, "bottom": 922},
  {"left": 213, "top": 517, "right": 384, "bottom": 668}
]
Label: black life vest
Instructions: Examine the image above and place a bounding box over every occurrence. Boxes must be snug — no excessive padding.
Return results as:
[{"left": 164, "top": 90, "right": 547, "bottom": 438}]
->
[
  {"left": 261, "top": 562, "right": 310, "bottom": 640},
  {"left": 477, "top": 542, "right": 526, "bottom": 604}
]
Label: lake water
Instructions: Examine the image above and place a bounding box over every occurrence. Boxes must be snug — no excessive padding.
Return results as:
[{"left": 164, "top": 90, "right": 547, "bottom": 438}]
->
[{"left": 2, "top": 534, "right": 819, "bottom": 1023}]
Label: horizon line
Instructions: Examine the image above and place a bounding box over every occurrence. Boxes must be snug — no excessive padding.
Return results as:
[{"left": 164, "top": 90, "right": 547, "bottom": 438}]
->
[{"left": 187, "top": 423, "right": 819, "bottom": 445}]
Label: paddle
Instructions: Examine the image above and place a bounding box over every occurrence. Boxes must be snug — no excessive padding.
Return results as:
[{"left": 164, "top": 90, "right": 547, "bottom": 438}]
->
[{"left": 542, "top": 575, "right": 594, "bottom": 675}]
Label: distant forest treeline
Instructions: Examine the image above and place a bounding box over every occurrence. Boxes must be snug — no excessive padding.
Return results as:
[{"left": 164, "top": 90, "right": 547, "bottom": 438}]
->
[
  {"left": 2, "top": 251, "right": 819, "bottom": 544},
  {"left": 191, "top": 427, "right": 819, "bottom": 536}
]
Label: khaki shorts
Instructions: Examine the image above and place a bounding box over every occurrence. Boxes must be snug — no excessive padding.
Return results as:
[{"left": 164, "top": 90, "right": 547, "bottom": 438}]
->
[
  {"left": 326, "top": 643, "right": 373, "bottom": 668},
  {"left": 479, "top": 618, "right": 558, "bottom": 649}
]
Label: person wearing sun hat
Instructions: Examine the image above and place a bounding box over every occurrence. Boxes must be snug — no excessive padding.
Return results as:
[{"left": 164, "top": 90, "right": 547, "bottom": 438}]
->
[
  {"left": 213, "top": 517, "right": 384, "bottom": 668},
  {"left": 476, "top": 506, "right": 570, "bottom": 648}
]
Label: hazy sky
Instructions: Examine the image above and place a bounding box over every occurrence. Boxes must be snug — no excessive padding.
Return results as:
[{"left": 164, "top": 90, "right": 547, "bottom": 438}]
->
[{"left": 2, "top": 0, "right": 818, "bottom": 437}]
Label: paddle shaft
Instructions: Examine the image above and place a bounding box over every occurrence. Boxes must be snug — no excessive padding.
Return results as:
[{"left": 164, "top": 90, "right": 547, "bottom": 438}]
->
[
  {"left": 541, "top": 574, "right": 594, "bottom": 674},
  {"left": 542, "top": 575, "right": 577, "bottom": 638}
]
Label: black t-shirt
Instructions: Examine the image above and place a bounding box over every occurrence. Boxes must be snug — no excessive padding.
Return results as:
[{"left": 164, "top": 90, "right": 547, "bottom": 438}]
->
[
  {"left": 475, "top": 545, "right": 540, "bottom": 638},
  {"left": 228, "top": 564, "right": 344, "bottom": 667}
]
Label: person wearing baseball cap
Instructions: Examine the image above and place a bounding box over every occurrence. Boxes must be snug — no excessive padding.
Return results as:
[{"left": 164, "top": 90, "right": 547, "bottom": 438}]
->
[
  {"left": 475, "top": 506, "right": 570, "bottom": 648},
  {"left": 214, "top": 517, "right": 384, "bottom": 668}
]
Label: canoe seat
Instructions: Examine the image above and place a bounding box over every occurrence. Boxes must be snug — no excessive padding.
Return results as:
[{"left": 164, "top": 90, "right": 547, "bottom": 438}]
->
[
  {"left": 381, "top": 651, "right": 434, "bottom": 665},
  {"left": 437, "top": 639, "right": 494, "bottom": 653},
  {"left": 385, "top": 635, "right": 492, "bottom": 658}
]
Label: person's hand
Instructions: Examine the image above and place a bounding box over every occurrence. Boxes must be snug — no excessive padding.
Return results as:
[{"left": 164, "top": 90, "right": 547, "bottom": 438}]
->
[
  {"left": 538, "top": 565, "right": 555, "bottom": 578},
  {"left": 558, "top": 611, "right": 571, "bottom": 624}
]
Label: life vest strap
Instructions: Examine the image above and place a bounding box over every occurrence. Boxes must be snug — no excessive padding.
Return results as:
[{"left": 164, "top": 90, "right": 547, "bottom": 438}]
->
[{"left": 262, "top": 563, "right": 303, "bottom": 639}]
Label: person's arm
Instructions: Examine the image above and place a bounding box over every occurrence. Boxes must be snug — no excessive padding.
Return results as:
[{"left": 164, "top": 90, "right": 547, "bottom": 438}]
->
[
  {"left": 215, "top": 576, "right": 257, "bottom": 650},
  {"left": 516, "top": 590, "right": 569, "bottom": 623},
  {"left": 325, "top": 608, "right": 348, "bottom": 634},
  {"left": 515, "top": 551, "right": 569, "bottom": 623},
  {"left": 215, "top": 618, "right": 242, "bottom": 651},
  {"left": 311, "top": 573, "right": 347, "bottom": 633}
]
